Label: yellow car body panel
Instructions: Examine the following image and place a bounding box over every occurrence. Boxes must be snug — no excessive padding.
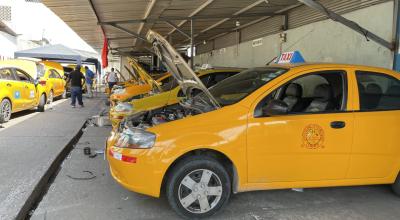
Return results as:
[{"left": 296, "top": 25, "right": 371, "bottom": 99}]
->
[
  {"left": 40, "top": 61, "right": 66, "bottom": 98},
  {"left": 109, "top": 69, "right": 243, "bottom": 129},
  {"left": 0, "top": 59, "right": 47, "bottom": 105},
  {"left": 107, "top": 63, "right": 400, "bottom": 198},
  {"left": 0, "top": 63, "right": 41, "bottom": 117},
  {"left": 109, "top": 58, "right": 164, "bottom": 104}
]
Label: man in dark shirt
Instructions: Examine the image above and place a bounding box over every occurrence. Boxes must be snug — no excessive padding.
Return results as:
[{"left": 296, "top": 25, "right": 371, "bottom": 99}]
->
[{"left": 68, "top": 65, "right": 85, "bottom": 108}]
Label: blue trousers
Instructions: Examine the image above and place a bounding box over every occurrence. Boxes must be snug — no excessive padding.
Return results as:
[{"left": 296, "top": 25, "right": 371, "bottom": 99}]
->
[{"left": 71, "top": 86, "right": 83, "bottom": 106}]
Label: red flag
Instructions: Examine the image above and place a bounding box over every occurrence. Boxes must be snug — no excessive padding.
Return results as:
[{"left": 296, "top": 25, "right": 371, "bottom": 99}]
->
[{"left": 101, "top": 35, "right": 108, "bottom": 68}]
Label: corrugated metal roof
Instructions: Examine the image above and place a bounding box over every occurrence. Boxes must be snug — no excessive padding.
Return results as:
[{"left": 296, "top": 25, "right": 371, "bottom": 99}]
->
[{"left": 42, "top": 0, "right": 299, "bottom": 53}]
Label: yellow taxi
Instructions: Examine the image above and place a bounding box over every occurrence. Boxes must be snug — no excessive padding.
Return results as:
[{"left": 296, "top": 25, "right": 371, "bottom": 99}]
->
[
  {"left": 109, "top": 68, "right": 243, "bottom": 129},
  {"left": 0, "top": 63, "right": 47, "bottom": 122},
  {"left": 39, "top": 61, "right": 67, "bottom": 102},
  {"left": 109, "top": 58, "right": 163, "bottom": 106},
  {"left": 106, "top": 31, "right": 400, "bottom": 219}
]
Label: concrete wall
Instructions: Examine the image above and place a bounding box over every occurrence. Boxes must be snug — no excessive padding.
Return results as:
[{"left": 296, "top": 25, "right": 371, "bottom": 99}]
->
[
  {"left": 0, "top": 31, "right": 17, "bottom": 60},
  {"left": 195, "top": 1, "right": 394, "bottom": 69}
]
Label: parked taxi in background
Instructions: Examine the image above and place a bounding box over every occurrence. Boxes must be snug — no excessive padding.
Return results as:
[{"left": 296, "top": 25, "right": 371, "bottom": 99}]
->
[
  {"left": 38, "top": 61, "right": 66, "bottom": 102},
  {"left": 109, "top": 58, "right": 163, "bottom": 106},
  {"left": 0, "top": 61, "right": 47, "bottom": 122},
  {"left": 109, "top": 67, "right": 243, "bottom": 129},
  {"left": 106, "top": 31, "right": 400, "bottom": 219}
]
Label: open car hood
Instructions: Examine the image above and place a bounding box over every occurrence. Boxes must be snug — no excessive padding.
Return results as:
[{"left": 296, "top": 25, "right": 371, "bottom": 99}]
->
[
  {"left": 127, "top": 57, "right": 162, "bottom": 92},
  {"left": 146, "top": 30, "right": 220, "bottom": 110}
]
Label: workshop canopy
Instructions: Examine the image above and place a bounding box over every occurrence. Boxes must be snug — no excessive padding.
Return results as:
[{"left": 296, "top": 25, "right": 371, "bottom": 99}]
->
[{"left": 14, "top": 44, "right": 98, "bottom": 64}]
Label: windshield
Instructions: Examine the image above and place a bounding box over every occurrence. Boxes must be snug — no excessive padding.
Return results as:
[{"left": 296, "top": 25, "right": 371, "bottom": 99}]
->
[{"left": 195, "top": 67, "right": 287, "bottom": 107}]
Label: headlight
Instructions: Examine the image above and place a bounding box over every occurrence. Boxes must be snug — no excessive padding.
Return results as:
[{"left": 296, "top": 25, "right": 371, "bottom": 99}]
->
[
  {"left": 116, "top": 128, "right": 156, "bottom": 149},
  {"left": 112, "top": 85, "right": 124, "bottom": 91},
  {"left": 113, "top": 88, "right": 126, "bottom": 94},
  {"left": 114, "top": 102, "right": 133, "bottom": 112}
]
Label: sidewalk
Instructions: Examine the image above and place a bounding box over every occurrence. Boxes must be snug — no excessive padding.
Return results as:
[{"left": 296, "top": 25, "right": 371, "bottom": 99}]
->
[{"left": 0, "top": 96, "right": 106, "bottom": 220}]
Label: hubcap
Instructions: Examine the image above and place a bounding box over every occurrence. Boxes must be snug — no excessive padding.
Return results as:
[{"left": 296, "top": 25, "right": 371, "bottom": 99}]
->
[
  {"left": 1, "top": 101, "right": 11, "bottom": 121},
  {"left": 178, "top": 169, "right": 223, "bottom": 214}
]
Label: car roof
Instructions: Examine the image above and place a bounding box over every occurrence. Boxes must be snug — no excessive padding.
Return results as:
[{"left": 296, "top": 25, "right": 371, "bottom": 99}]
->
[
  {"left": 268, "top": 62, "right": 397, "bottom": 73},
  {"left": 197, "top": 68, "right": 245, "bottom": 76}
]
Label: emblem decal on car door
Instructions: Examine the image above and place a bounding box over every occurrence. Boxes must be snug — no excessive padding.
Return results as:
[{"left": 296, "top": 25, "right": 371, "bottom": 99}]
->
[{"left": 302, "top": 124, "right": 324, "bottom": 149}]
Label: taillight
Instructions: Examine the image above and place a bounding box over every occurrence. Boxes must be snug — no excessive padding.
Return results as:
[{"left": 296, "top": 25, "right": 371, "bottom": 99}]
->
[{"left": 39, "top": 80, "right": 47, "bottom": 86}]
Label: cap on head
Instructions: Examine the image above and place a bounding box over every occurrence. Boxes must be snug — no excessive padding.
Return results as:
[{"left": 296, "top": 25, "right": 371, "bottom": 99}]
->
[{"left": 85, "top": 66, "right": 88, "bottom": 69}]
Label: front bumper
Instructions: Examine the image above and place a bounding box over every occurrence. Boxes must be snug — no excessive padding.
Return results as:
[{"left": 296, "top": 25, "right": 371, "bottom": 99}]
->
[{"left": 106, "top": 134, "right": 162, "bottom": 198}]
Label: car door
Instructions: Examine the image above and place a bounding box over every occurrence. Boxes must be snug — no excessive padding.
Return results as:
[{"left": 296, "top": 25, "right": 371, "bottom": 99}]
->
[
  {"left": 14, "top": 68, "right": 36, "bottom": 108},
  {"left": 53, "top": 70, "right": 64, "bottom": 96},
  {"left": 0, "top": 68, "right": 23, "bottom": 111},
  {"left": 47, "top": 70, "right": 57, "bottom": 95},
  {"left": 247, "top": 69, "right": 354, "bottom": 183},
  {"left": 347, "top": 70, "right": 400, "bottom": 179}
]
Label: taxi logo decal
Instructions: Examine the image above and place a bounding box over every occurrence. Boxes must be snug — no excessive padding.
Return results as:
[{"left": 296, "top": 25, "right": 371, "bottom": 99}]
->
[
  {"left": 14, "top": 91, "right": 21, "bottom": 99},
  {"left": 302, "top": 124, "right": 324, "bottom": 149}
]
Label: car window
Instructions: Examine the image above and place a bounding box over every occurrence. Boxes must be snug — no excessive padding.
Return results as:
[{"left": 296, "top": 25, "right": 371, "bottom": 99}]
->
[
  {"left": 160, "top": 76, "right": 178, "bottom": 91},
  {"left": 208, "top": 72, "right": 240, "bottom": 88},
  {"left": 0, "top": 68, "right": 16, "bottom": 80},
  {"left": 53, "top": 70, "right": 62, "bottom": 79},
  {"left": 255, "top": 70, "right": 346, "bottom": 117},
  {"left": 356, "top": 71, "right": 400, "bottom": 111},
  {"left": 37, "top": 64, "right": 45, "bottom": 78},
  {"left": 15, "top": 69, "right": 32, "bottom": 82},
  {"left": 49, "top": 70, "right": 61, "bottom": 79},
  {"left": 202, "top": 67, "right": 287, "bottom": 106}
]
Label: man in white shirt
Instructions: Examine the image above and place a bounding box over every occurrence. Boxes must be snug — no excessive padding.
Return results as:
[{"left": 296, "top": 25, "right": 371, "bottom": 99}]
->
[{"left": 106, "top": 68, "right": 119, "bottom": 90}]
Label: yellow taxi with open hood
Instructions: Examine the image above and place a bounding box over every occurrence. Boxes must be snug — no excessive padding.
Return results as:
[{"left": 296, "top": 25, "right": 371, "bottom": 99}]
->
[
  {"left": 106, "top": 30, "right": 400, "bottom": 219},
  {"left": 109, "top": 57, "right": 163, "bottom": 106},
  {"left": 109, "top": 67, "right": 243, "bottom": 129}
]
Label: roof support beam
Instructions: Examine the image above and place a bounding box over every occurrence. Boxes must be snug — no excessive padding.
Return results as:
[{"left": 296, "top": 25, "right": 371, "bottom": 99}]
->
[
  {"left": 167, "top": 0, "right": 214, "bottom": 36},
  {"left": 164, "top": 21, "right": 191, "bottom": 39},
  {"left": 137, "top": 0, "right": 157, "bottom": 36},
  {"left": 108, "top": 37, "right": 135, "bottom": 41},
  {"left": 193, "top": 0, "right": 268, "bottom": 39},
  {"left": 107, "top": 23, "right": 147, "bottom": 42},
  {"left": 98, "top": 12, "right": 282, "bottom": 25},
  {"left": 298, "top": 0, "right": 394, "bottom": 50}
]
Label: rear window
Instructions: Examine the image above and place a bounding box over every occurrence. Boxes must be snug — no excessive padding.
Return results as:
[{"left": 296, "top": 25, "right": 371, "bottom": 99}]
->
[
  {"left": 36, "top": 64, "right": 45, "bottom": 78},
  {"left": 0, "top": 68, "right": 16, "bottom": 80}
]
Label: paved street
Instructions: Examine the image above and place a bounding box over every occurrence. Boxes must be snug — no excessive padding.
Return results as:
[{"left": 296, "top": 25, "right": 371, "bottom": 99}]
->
[{"left": 0, "top": 96, "right": 106, "bottom": 220}]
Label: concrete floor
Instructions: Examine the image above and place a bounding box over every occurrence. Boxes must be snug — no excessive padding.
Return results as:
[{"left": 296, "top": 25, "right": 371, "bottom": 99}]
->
[
  {"left": 31, "top": 119, "right": 400, "bottom": 220},
  {"left": 1, "top": 94, "right": 399, "bottom": 220},
  {"left": 0, "top": 96, "right": 106, "bottom": 220}
]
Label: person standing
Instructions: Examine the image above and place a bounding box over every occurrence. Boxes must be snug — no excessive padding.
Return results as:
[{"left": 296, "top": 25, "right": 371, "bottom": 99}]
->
[
  {"left": 106, "top": 68, "right": 118, "bottom": 90},
  {"left": 68, "top": 65, "right": 85, "bottom": 108},
  {"left": 85, "top": 66, "right": 95, "bottom": 98}
]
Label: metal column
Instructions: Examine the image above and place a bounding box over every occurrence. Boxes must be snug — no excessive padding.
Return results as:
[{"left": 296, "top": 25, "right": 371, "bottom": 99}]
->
[{"left": 190, "top": 19, "right": 194, "bottom": 70}]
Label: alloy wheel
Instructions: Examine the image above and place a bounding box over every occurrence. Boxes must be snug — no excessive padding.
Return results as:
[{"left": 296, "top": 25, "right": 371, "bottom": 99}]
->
[{"left": 178, "top": 169, "right": 223, "bottom": 214}]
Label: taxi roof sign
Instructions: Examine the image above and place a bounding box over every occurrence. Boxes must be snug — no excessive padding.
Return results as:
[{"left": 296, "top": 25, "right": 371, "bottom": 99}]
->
[{"left": 275, "top": 51, "right": 305, "bottom": 64}]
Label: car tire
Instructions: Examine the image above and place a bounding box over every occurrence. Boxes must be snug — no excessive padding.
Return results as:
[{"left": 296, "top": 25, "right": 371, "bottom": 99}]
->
[
  {"left": 166, "top": 155, "right": 231, "bottom": 219},
  {"left": 392, "top": 172, "right": 400, "bottom": 196},
  {"left": 0, "top": 99, "right": 12, "bottom": 123},
  {"left": 37, "top": 94, "right": 46, "bottom": 112}
]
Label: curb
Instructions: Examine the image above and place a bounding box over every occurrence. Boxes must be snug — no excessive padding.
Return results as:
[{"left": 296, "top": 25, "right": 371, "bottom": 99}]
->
[{"left": 15, "top": 120, "right": 88, "bottom": 220}]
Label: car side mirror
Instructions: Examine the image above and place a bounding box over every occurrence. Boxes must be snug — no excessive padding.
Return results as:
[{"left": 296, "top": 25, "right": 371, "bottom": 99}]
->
[{"left": 263, "top": 100, "right": 289, "bottom": 116}]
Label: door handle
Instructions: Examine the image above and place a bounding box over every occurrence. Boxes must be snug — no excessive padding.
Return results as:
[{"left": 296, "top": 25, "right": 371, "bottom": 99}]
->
[{"left": 331, "top": 121, "right": 346, "bottom": 129}]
